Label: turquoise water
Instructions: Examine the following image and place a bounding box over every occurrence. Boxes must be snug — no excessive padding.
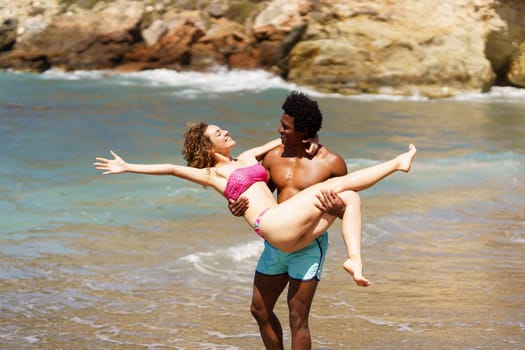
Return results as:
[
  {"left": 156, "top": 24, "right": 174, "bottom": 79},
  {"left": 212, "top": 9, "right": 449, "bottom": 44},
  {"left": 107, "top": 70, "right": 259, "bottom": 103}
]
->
[{"left": 0, "top": 69, "right": 524, "bottom": 349}]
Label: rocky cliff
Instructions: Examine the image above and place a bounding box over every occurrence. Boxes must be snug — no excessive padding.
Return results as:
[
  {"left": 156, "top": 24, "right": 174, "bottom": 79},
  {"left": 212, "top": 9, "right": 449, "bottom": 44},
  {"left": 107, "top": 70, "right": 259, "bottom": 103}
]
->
[{"left": 1, "top": 0, "right": 524, "bottom": 98}]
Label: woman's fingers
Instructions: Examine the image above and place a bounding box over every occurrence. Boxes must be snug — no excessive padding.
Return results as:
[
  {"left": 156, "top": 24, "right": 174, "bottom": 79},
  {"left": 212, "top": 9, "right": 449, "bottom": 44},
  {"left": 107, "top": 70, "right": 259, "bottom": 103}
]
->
[{"left": 110, "top": 150, "right": 120, "bottom": 159}]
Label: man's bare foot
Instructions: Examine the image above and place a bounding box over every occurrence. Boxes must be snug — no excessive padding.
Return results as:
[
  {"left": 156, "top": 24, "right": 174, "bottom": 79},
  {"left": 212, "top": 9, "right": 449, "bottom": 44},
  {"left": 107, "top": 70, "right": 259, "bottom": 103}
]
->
[
  {"left": 397, "top": 144, "right": 417, "bottom": 172},
  {"left": 343, "top": 258, "right": 369, "bottom": 287}
]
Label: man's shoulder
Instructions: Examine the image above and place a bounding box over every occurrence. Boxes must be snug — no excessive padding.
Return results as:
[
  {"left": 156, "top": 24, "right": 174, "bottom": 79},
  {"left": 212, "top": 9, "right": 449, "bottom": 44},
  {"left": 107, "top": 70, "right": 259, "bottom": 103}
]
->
[
  {"left": 263, "top": 143, "right": 345, "bottom": 167},
  {"left": 316, "top": 145, "right": 345, "bottom": 163},
  {"left": 263, "top": 144, "right": 285, "bottom": 161},
  {"left": 313, "top": 145, "right": 347, "bottom": 176}
]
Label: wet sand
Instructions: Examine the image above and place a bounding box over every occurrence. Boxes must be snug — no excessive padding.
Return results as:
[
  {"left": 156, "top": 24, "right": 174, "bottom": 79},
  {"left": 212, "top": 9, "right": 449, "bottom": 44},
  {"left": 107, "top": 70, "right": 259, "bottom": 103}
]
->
[{"left": 1, "top": 205, "right": 523, "bottom": 349}]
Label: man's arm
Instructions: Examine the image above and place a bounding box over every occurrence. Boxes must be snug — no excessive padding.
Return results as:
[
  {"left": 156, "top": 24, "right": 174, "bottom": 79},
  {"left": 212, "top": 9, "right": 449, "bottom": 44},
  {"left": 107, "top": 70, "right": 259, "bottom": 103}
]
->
[
  {"left": 228, "top": 196, "right": 249, "bottom": 217},
  {"left": 315, "top": 152, "right": 348, "bottom": 218}
]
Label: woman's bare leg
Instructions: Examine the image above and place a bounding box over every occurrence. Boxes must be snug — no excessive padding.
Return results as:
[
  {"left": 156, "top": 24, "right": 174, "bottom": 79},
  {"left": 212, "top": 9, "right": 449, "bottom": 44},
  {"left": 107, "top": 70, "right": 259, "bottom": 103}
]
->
[
  {"left": 338, "top": 191, "right": 369, "bottom": 287},
  {"left": 260, "top": 145, "right": 416, "bottom": 253},
  {"left": 334, "top": 144, "right": 417, "bottom": 193}
]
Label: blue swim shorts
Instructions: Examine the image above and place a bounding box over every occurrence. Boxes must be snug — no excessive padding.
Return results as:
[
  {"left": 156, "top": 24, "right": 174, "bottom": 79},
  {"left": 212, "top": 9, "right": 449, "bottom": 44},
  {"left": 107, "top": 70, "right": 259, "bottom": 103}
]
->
[{"left": 256, "top": 232, "right": 329, "bottom": 281}]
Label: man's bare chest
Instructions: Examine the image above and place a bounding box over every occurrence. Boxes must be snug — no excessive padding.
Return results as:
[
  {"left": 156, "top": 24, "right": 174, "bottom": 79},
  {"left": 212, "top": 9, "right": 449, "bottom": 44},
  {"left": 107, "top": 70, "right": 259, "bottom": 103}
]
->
[{"left": 269, "top": 158, "right": 332, "bottom": 190}]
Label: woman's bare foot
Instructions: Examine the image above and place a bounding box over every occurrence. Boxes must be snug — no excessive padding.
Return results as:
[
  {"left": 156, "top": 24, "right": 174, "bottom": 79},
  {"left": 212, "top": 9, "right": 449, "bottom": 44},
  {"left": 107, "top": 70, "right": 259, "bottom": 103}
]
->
[
  {"left": 397, "top": 144, "right": 417, "bottom": 172},
  {"left": 343, "top": 258, "right": 369, "bottom": 287}
]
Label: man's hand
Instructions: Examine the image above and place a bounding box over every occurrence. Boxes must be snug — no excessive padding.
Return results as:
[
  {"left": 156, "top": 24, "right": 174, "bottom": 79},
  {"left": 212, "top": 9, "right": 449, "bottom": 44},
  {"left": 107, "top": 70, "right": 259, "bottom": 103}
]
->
[
  {"left": 228, "top": 196, "right": 249, "bottom": 217},
  {"left": 315, "top": 189, "right": 346, "bottom": 218}
]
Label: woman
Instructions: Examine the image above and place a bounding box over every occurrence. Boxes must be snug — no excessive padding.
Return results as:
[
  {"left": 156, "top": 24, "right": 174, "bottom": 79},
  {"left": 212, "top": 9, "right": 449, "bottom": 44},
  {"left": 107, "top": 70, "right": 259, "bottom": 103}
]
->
[{"left": 94, "top": 122, "right": 417, "bottom": 286}]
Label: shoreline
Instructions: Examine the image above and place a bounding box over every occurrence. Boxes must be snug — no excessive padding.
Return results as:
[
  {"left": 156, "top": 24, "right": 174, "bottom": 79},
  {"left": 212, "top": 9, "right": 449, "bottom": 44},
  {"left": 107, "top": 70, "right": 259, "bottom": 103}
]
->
[{"left": 3, "top": 68, "right": 525, "bottom": 103}]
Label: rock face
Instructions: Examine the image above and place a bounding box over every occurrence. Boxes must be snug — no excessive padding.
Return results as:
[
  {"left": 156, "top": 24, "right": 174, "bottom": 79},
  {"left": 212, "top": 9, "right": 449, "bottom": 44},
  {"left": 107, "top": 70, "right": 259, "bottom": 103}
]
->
[
  {"left": 288, "top": 0, "right": 525, "bottom": 97},
  {"left": 0, "top": 0, "right": 524, "bottom": 97},
  {"left": 0, "top": 18, "right": 18, "bottom": 51},
  {"left": 0, "top": 1, "right": 144, "bottom": 71},
  {"left": 508, "top": 43, "right": 525, "bottom": 87},
  {"left": 486, "top": 1, "right": 525, "bottom": 87}
]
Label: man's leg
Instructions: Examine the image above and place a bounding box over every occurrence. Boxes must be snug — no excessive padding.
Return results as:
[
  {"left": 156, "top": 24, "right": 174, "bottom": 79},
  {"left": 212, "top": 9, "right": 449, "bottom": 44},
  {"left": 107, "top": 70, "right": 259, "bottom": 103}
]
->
[
  {"left": 286, "top": 233, "right": 328, "bottom": 349},
  {"left": 251, "top": 272, "right": 289, "bottom": 350},
  {"left": 287, "top": 278, "right": 319, "bottom": 350}
]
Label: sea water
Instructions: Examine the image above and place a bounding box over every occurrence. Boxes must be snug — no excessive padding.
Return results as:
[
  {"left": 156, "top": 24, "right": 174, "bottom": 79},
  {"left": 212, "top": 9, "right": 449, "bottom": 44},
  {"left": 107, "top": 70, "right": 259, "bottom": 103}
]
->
[{"left": 0, "top": 69, "right": 523, "bottom": 349}]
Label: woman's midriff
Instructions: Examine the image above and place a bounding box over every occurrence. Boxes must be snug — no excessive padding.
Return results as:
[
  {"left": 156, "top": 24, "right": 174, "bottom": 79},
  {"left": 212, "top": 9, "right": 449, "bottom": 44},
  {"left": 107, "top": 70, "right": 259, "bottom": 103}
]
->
[{"left": 241, "top": 182, "right": 277, "bottom": 228}]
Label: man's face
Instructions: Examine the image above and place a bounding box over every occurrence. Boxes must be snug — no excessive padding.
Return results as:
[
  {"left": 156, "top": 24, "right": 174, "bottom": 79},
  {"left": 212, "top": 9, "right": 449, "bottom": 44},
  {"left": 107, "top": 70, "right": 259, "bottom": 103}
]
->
[{"left": 278, "top": 113, "right": 307, "bottom": 146}]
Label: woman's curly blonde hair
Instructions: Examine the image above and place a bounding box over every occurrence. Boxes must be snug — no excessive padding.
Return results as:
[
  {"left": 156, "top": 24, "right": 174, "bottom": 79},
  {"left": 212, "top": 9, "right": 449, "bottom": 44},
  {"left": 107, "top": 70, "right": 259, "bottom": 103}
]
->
[{"left": 182, "top": 122, "right": 215, "bottom": 168}]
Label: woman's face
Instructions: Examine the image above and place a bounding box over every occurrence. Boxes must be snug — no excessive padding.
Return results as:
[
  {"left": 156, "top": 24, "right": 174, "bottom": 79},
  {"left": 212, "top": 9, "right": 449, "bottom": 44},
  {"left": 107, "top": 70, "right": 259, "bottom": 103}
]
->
[{"left": 204, "top": 125, "right": 236, "bottom": 154}]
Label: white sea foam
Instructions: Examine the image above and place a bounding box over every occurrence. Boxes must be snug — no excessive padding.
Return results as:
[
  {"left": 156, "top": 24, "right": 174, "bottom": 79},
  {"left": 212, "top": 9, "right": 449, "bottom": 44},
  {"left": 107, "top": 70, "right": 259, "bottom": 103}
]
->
[
  {"left": 41, "top": 69, "right": 112, "bottom": 80},
  {"left": 195, "top": 341, "right": 243, "bottom": 350},
  {"left": 179, "top": 253, "right": 217, "bottom": 275},
  {"left": 179, "top": 240, "right": 263, "bottom": 264},
  {"left": 178, "top": 240, "right": 263, "bottom": 278},
  {"left": 38, "top": 68, "right": 525, "bottom": 102},
  {"left": 23, "top": 336, "right": 40, "bottom": 344},
  {"left": 357, "top": 315, "right": 396, "bottom": 327},
  {"left": 119, "top": 67, "right": 293, "bottom": 91},
  {"left": 223, "top": 240, "right": 264, "bottom": 262},
  {"left": 206, "top": 330, "right": 259, "bottom": 339},
  {"left": 71, "top": 316, "right": 108, "bottom": 329},
  {"left": 449, "top": 86, "right": 525, "bottom": 103}
]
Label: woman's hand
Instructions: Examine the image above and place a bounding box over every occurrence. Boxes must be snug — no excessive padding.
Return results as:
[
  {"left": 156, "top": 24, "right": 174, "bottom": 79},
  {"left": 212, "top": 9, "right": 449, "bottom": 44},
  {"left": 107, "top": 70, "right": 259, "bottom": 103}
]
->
[
  {"left": 93, "top": 150, "right": 128, "bottom": 174},
  {"left": 304, "top": 134, "right": 320, "bottom": 156}
]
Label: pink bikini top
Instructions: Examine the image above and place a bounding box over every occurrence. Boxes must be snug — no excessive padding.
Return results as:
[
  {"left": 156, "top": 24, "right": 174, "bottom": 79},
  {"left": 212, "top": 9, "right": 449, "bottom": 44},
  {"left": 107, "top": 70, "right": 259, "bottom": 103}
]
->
[{"left": 224, "top": 163, "right": 268, "bottom": 201}]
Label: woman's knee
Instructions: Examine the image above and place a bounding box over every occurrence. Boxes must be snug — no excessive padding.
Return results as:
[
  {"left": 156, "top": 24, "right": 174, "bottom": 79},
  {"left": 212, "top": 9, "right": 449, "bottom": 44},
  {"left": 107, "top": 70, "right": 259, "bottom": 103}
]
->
[{"left": 339, "top": 190, "right": 361, "bottom": 207}]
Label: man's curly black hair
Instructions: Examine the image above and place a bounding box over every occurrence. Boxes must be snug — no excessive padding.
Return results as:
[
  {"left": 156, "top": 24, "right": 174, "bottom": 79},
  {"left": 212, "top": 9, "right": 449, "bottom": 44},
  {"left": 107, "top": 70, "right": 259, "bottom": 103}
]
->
[{"left": 281, "top": 91, "right": 323, "bottom": 138}]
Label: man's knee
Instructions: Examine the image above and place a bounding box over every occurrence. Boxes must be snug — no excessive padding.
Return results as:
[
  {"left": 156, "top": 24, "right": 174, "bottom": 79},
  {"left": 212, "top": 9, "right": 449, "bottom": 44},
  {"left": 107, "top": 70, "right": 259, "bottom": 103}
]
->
[
  {"left": 287, "top": 301, "right": 310, "bottom": 330},
  {"left": 250, "top": 301, "right": 261, "bottom": 318},
  {"left": 251, "top": 300, "right": 269, "bottom": 323},
  {"left": 289, "top": 311, "right": 310, "bottom": 334}
]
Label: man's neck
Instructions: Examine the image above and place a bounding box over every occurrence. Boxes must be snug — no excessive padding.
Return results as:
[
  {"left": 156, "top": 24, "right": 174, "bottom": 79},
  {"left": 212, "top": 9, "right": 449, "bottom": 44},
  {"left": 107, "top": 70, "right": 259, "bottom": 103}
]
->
[{"left": 283, "top": 143, "right": 309, "bottom": 158}]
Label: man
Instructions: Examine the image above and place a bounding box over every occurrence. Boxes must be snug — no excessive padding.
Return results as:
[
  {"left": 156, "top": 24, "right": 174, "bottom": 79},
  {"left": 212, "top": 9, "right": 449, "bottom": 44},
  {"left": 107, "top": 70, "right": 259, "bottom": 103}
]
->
[{"left": 229, "top": 91, "right": 362, "bottom": 349}]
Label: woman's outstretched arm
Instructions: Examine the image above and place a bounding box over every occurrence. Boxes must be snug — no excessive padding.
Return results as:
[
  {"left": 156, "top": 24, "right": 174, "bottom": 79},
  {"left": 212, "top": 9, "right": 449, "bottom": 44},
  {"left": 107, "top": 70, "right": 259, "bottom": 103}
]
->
[{"left": 94, "top": 150, "right": 213, "bottom": 187}]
